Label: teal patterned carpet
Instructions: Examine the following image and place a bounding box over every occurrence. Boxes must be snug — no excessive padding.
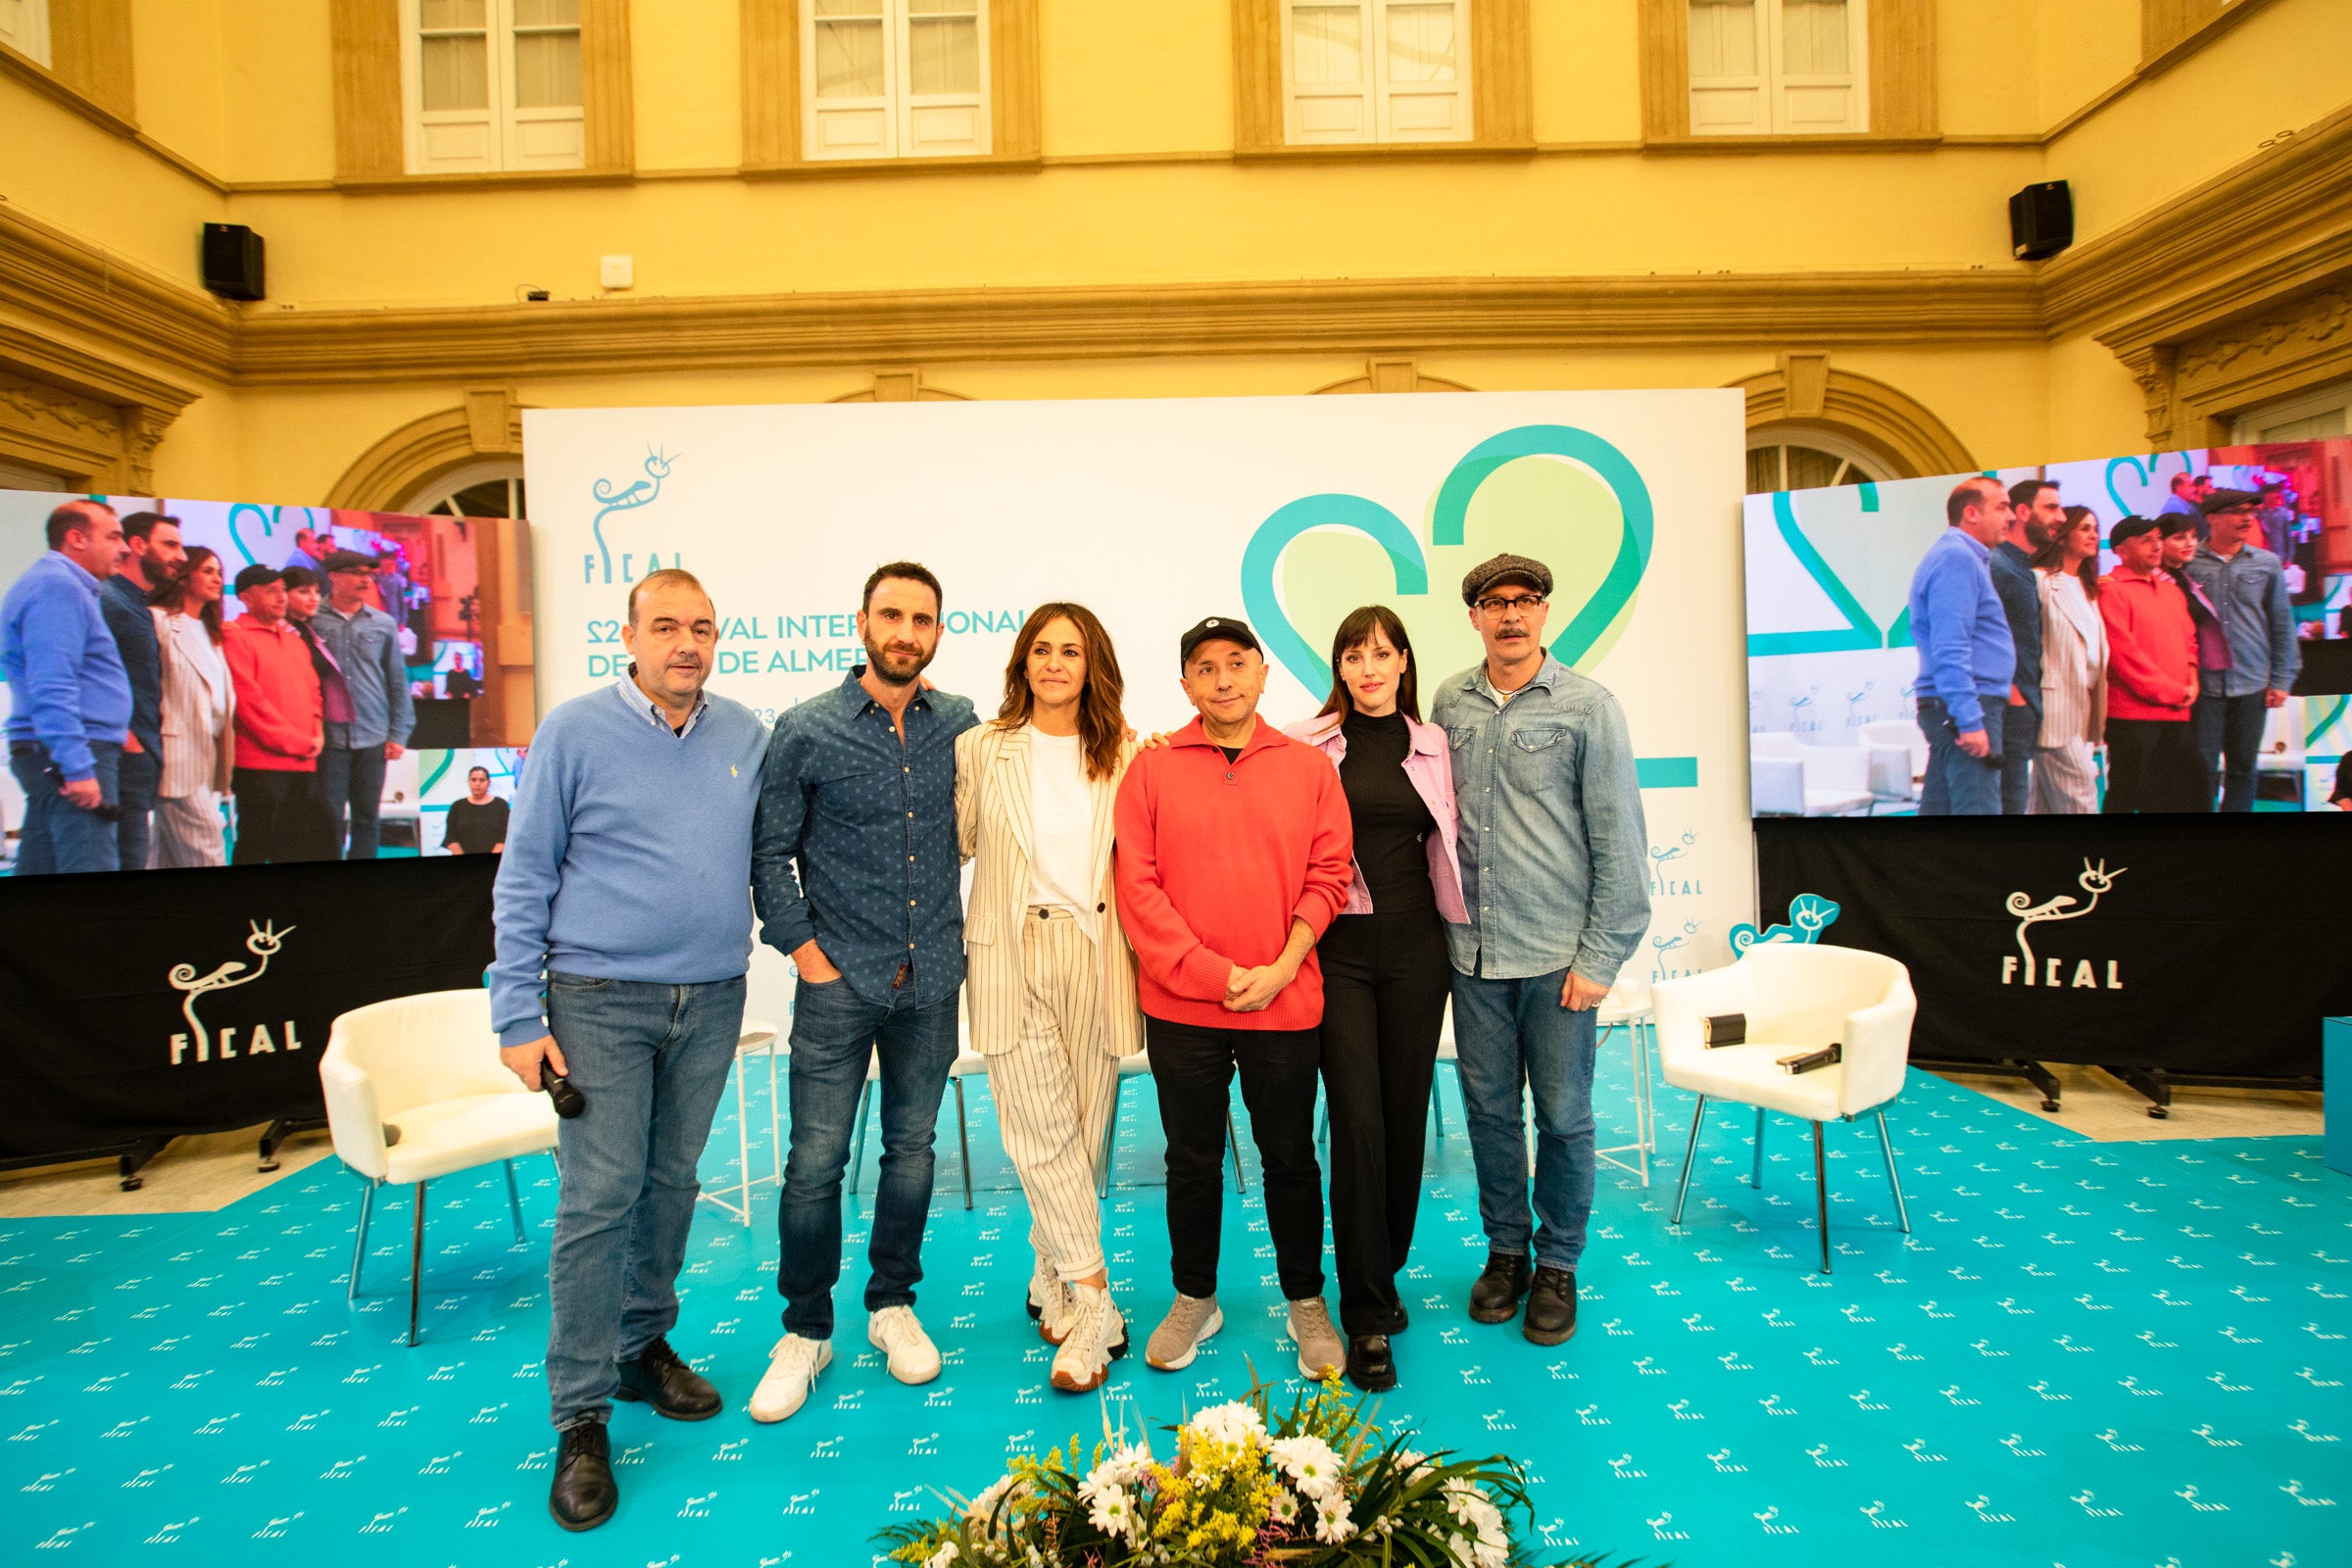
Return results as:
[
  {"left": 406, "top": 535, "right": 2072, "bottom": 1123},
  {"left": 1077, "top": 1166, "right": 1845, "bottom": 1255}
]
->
[{"left": 3, "top": 1044, "right": 2346, "bottom": 1566}]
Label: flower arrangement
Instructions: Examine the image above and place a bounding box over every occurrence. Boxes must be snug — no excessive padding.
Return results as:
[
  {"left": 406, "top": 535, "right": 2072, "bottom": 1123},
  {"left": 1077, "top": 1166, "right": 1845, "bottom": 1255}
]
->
[{"left": 876, "top": 1374, "right": 1601, "bottom": 1567}]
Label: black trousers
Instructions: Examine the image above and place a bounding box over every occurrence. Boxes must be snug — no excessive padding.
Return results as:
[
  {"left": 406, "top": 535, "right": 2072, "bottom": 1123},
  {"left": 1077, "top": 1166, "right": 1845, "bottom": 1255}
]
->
[
  {"left": 1148, "top": 1015, "right": 1324, "bottom": 1302},
  {"left": 231, "top": 767, "right": 324, "bottom": 863},
  {"left": 1317, "top": 906, "right": 1450, "bottom": 1336},
  {"left": 2102, "top": 716, "right": 2203, "bottom": 814}
]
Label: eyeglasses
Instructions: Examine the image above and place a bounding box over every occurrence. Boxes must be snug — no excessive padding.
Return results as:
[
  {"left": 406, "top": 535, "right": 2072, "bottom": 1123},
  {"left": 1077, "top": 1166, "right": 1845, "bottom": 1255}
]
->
[{"left": 1475, "top": 594, "right": 1547, "bottom": 615}]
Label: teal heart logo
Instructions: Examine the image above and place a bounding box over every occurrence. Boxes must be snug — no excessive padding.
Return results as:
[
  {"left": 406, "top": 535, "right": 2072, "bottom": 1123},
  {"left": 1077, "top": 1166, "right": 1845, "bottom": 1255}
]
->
[
  {"left": 223, "top": 503, "right": 323, "bottom": 568},
  {"left": 1240, "top": 425, "right": 1655, "bottom": 702},
  {"left": 2103, "top": 452, "right": 2195, "bottom": 519}
]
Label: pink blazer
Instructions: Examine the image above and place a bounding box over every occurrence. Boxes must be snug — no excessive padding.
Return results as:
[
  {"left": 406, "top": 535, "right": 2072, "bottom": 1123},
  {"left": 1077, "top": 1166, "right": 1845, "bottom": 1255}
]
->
[{"left": 1285, "top": 711, "right": 1469, "bottom": 925}]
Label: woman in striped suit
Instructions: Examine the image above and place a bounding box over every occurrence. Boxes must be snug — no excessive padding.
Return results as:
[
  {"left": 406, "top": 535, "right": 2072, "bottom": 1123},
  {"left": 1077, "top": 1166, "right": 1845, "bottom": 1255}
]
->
[
  {"left": 954, "top": 602, "right": 1143, "bottom": 1394},
  {"left": 2030, "top": 505, "right": 2109, "bottom": 813},
  {"left": 149, "top": 547, "right": 237, "bottom": 866}
]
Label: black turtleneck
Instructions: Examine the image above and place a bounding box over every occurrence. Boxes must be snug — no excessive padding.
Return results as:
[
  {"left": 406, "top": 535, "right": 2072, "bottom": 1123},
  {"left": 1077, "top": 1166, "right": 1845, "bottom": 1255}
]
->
[{"left": 1337, "top": 709, "right": 1435, "bottom": 911}]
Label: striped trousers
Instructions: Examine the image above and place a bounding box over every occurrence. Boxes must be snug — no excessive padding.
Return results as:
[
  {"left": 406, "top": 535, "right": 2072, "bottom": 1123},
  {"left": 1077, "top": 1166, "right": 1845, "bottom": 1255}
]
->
[{"left": 986, "top": 907, "right": 1120, "bottom": 1282}]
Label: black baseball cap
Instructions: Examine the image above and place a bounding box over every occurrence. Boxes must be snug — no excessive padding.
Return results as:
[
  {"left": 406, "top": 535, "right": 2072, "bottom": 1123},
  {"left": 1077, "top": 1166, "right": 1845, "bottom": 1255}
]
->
[
  {"left": 233, "top": 564, "right": 284, "bottom": 594},
  {"left": 1179, "top": 615, "right": 1261, "bottom": 665},
  {"left": 2108, "top": 514, "right": 2162, "bottom": 547}
]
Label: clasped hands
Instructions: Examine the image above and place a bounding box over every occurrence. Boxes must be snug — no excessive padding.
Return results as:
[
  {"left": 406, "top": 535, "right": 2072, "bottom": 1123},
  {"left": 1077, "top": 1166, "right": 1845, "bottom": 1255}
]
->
[{"left": 1224, "top": 956, "right": 1300, "bottom": 1013}]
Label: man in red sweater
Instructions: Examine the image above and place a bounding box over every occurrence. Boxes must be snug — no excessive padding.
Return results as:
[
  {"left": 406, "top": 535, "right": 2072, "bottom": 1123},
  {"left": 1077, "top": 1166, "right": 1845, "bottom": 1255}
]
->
[
  {"left": 2098, "top": 514, "right": 2200, "bottom": 813},
  {"left": 223, "top": 564, "right": 324, "bottom": 862},
  {"left": 1114, "top": 615, "right": 1353, "bottom": 1381}
]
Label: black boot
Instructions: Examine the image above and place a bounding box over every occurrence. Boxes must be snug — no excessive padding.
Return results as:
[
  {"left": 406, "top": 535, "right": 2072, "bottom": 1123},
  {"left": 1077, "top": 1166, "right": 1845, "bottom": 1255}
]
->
[
  {"left": 1468, "top": 1252, "right": 1531, "bottom": 1324},
  {"left": 549, "top": 1420, "right": 617, "bottom": 1532},
  {"left": 616, "top": 1336, "right": 722, "bottom": 1421},
  {"left": 1523, "top": 1266, "right": 1578, "bottom": 1347},
  {"left": 1346, "top": 1334, "right": 1397, "bottom": 1393}
]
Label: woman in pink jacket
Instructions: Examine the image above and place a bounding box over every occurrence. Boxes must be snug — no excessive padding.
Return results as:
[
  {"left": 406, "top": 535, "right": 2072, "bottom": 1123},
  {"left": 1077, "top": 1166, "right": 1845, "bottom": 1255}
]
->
[{"left": 1285, "top": 606, "right": 1468, "bottom": 1392}]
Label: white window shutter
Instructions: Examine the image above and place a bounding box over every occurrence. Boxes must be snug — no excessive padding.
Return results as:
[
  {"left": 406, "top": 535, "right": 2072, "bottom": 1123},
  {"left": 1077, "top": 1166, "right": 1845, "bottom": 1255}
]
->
[
  {"left": 1771, "top": 0, "right": 1864, "bottom": 133},
  {"left": 1285, "top": 1, "right": 1375, "bottom": 145},
  {"left": 504, "top": 0, "right": 585, "bottom": 170},
  {"left": 807, "top": 0, "right": 895, "bottom": 159},
  {"left": 1688, "top": 0, "right": 1863, "bottom": 136},
  {"left": 406, "top": 0, "right": 585, "bottom": 174},
  {"left": 1377, "top": 1, "right": 1469, "bottom": 143},
  {"left": 0, "top": 0, "right": 53, "bottom": 69},
  {"left": 804, "top": 0, "right": 992, "bottom": 162},
  {"left": 409, "top": 0, "right": 499, "bottom": 172},
  {"left": 901, "top": 0, "right": 988, "bottom": 156},
  {"left": 1687, "top": 0, "right": 1767, "bottom": 135}
]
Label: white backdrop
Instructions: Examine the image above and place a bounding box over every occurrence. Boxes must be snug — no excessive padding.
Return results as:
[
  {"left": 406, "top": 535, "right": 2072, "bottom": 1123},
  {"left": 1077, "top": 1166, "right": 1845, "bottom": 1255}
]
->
[{"left": 522, "top": 392, "right": 1753, "bottom": 1028}]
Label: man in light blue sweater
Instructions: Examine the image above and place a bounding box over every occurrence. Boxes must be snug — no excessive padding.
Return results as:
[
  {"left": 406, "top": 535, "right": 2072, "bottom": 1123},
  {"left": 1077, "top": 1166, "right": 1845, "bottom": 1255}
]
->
[
  {"left": 1906, "top": 476, "right": 2016, "bottom": 816},
  {"left": 491, "top": 569, "right": 768, "bottom": 1534}
]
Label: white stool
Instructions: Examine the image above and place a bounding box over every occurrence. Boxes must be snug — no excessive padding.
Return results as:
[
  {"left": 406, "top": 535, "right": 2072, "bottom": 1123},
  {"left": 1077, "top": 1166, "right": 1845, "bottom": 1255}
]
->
[
  {"left": 699, "top": 1018, "right": 783, "bottom": 1227},
  {"left": 1593, "top": 982, "right": 1657, "bottom": 1186}
]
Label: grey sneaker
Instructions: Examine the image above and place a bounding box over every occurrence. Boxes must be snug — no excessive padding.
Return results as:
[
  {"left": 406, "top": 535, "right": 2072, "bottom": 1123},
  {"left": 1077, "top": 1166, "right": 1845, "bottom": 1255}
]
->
[
  {"left": 1145, "top": 1294, "right": 1223, "bottom": 1371},
  {"left": 1288, "top": 1297, "right": 1344, "bottom": 1380}
]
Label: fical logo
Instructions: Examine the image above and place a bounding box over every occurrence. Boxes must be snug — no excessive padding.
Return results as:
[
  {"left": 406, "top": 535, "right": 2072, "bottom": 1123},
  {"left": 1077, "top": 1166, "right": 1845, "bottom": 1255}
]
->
[
  {"left": 166, "top": 919, "right": 306, "bottom": 1064},
  {"left": 2000, "top": 859, "right": 2126, "bottom": 990}
]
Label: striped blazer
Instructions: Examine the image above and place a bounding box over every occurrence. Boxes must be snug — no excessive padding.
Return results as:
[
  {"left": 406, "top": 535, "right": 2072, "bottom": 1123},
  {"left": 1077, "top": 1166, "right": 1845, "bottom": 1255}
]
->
[
  {"left": 955, "top": 721, "right": 1144, "bottom": 1059},
  {"left": 2035, "top": 568, "right": 2108, "bottom": 747}
]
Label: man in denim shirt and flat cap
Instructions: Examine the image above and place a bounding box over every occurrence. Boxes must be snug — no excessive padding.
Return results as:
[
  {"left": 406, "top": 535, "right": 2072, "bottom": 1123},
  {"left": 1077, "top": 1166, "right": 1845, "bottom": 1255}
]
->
[
  {"left": 750, "top": 561, "right": 977, "bottom": 1424},
  {"left": 1430, "top": 551, "right": 1650, "bottom": 1349}
]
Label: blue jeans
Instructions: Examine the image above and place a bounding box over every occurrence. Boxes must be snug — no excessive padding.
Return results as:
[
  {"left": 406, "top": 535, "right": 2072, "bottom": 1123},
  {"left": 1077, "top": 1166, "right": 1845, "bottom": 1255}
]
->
[
  {"left": 117, "top": 746, "right": 158, "bottom": 871},
  {"left": 8, "top": 740, "right": 121, "bottom": 875},
  {"left": 2191, "top": 691, "right": 2269, "bottom": 812},
  {"left": 1998, "top": 700, "right": 2035, "bottom": 816},
  {"left": 319, "top": 744, "right": 388, "bottom": 858},
  {"left": 1916, "top": 698, "right": 2004, "bottom": 816},
  {"left": 1448, "top": 965, "right": 1599, "bottom": 1273},
  {"left": 544, "top": 970, "right": 745, "bottom": 1429},
  {"left": 776, "top": 977, "right": 958, "bottom": 1340}
]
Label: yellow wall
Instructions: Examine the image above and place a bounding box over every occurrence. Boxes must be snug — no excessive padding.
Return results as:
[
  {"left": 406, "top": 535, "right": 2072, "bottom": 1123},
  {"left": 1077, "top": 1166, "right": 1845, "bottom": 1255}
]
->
[{"left": 0, "top": 0, "right": 2342, "bottom": 510}]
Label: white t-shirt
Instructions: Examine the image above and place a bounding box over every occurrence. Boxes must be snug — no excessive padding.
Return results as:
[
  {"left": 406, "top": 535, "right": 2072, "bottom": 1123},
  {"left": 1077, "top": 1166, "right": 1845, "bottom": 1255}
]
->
[{"left": 1026, "top": 725, "right": 1098, "bottom": 939}]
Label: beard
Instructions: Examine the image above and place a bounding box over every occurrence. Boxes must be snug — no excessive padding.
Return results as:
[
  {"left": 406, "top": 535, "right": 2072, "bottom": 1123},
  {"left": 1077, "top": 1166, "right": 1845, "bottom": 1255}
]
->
[{"left": 863, "top": 629, "right": 936, "bottom": 687}]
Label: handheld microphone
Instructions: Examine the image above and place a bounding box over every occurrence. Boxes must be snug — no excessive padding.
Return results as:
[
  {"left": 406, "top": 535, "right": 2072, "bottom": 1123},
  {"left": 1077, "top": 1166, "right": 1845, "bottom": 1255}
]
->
[{"left": 544, "top": 1072, "right": 586, "bottom": 1118}]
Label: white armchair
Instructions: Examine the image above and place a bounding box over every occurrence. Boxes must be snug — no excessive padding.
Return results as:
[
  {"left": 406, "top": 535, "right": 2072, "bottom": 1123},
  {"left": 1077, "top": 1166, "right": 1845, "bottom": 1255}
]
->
[
  {"left": 320, "top": 989, "right": 560, "bottom": 1345},
  {"left": 1858, "top": 720, "right": 1928, "bottom": 803},
  {"left": 1750, "top": 732, "right": 1877, "bottom": 817},
  {"left": 1652, "top": 944, "right": 1914, "bottom": 1273}
]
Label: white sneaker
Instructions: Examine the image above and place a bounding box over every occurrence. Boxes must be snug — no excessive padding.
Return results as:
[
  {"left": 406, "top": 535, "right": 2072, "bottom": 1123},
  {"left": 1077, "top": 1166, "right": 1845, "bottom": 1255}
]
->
[
  {"left": 748, "top": 1333, "right": 830, "bottom": 1423},
  {"left": 1028, "top": 1255, "right": 1074, "bottom": 1346},
  {"left": 868, "top": 1304, "right": 942, "bottom": 1386},
  {"left": 1050, "top": 1285, "right": 1130, "bottom": 1394}
]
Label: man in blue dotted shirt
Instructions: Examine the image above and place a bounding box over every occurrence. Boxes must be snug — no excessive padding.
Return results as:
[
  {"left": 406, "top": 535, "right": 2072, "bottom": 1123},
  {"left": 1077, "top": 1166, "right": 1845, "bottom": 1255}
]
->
[{"left": 749, "top": 561, "right": 978, "bottom": 1422}]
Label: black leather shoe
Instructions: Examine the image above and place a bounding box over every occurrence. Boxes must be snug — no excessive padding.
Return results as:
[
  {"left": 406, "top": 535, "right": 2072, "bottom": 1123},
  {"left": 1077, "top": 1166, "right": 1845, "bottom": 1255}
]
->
[
  {"left": 549, "top": 1420, "right": 617, "bottom": 1532},
  {"left": 616, "top": 1336, "right": 722, "bottom": 1421},
  {"left": 1346, "top": 1334, "right": 1397, "bottom": 1392},
  {"left": 1523, "top": 1266, "right": 1578, "bottom": 1347},
  {"left": 1468, "top": 1252, "right": 1532, "bottom": 1324},
  {"left": 1374, "top": 1301, "right": 1410, "bottom": 1335}
]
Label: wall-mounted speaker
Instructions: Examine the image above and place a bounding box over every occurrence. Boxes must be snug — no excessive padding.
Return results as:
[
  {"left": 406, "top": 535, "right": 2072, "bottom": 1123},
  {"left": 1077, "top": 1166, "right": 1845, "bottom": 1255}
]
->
[
  {"left": 2008, "top": 181, "right": 2073, "bottom": 262},
  {"left": 200, "top": 222, "right": 266, "bottom": 301}
]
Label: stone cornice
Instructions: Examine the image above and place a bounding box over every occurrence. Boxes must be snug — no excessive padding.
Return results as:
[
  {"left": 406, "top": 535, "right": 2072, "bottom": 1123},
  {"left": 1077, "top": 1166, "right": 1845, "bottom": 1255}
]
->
[
  {"left": 227, "top": 272, "right": 2045, "bottom": 386},
  {"left": 0, "top": 96, "right": 2344, "bottom": 396},
  {"left": 0, "top": 204, "right": 235, "bottom": 383},
  {"left": 2045, "top": 103, "right": 2352, "bottom": 346}
]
